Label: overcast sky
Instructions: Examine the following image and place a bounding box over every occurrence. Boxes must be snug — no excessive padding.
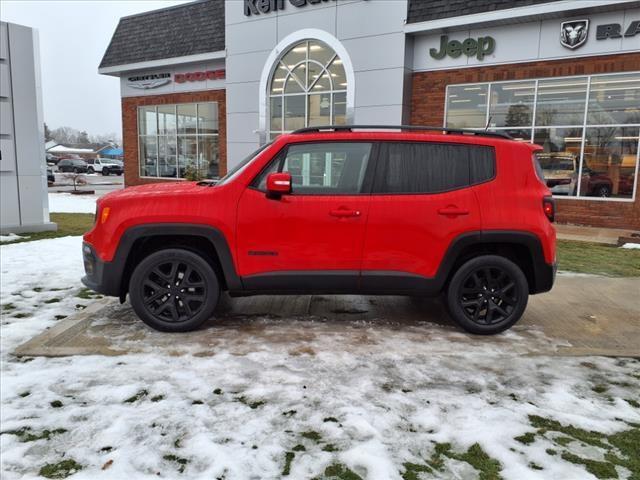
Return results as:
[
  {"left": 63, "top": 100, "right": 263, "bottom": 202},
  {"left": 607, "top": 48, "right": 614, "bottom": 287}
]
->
[{"left": 1, "top": 0, "right": 188, "bottom": 138}]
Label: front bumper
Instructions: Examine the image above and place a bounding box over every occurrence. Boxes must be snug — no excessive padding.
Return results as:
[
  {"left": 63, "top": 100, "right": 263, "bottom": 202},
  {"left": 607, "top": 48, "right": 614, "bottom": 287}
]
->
[{"left": 82, "top": 242, "right": 121, "bottom": 297}]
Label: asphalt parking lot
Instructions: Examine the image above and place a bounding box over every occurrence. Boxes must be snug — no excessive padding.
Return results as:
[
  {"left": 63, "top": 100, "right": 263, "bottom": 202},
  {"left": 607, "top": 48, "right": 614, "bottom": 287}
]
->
[{"left": 15, "top": 273, "right": 640, "bottom": 358}]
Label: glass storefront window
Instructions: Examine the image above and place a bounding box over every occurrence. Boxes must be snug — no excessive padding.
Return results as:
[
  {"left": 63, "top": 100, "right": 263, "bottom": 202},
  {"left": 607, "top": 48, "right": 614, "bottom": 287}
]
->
[
  {"left": 536, "top": 77, "right": 588, "bottom": 126},
  {"left": 534, "top": 128, "right": 584, "bottom": 197},
  {"left": 268, "top": 40, "right": 348, "bottom": 136},
  {"left": 588, "top": 74, "right": 640, "bottom": 125},
  {"left": 445, "top": 72, "right": 640, "bottom": 201},
  {"left": 137, "top": 102, "right": 219, "bottom": 179},
  {"left": 489, "top": 82, "right": 535, "bottom": 128},
  {"left": 445, "top": 84, "right": 488, "bottom": 129},
  {"left": 582, "top": 127, "right": 638, "bottom": 199}
]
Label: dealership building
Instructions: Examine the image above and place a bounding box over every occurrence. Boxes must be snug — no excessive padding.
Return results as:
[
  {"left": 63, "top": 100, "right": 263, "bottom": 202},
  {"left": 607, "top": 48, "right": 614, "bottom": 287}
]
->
[{"left": 99, "top": 0, "right": 640, "bottom": 229}]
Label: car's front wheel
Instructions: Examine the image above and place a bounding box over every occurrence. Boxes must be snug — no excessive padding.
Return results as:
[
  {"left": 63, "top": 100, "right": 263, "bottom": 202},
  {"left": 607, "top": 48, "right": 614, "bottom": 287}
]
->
[
  {"left": 129, "top": 249, "right": 220, "bottom": 332},
  {"left": 102, "top": 168, "right": 110, "bottom": 176},
  {"left": 446, "top": 255, "right": 528, "bottom": 335},
  {"left": 87, "top": 167, "right": 95, "bottom": 174}
]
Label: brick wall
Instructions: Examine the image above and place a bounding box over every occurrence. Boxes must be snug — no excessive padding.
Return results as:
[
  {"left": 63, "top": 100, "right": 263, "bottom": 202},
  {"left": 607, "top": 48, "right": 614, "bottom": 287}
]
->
[
  {"left": 121, "top": 89, "right": 226, "bottom": 187},
  {"left": 410, "top": 53, "right": 640, "bottom": 230}
]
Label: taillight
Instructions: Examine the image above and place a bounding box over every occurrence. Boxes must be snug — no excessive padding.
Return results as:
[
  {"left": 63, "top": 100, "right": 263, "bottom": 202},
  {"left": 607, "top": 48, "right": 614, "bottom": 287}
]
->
[{"left": 543, "top": 196, "right": 555, "bottom": 222}]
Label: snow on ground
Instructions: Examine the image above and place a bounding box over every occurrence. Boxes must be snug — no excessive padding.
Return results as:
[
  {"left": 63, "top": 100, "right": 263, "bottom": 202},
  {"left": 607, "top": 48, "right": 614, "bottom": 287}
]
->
[
  {"left": 1, "top": 237, "right": 639, "bottom": 480},
  {"left": 0, "top": 234, "right": 28, "bottom": 243},
  {"left": 621, "top": 243, "right": 640, "bottom": 249},
  {"left": 48, "top": 193, "right": 99, "bottom": 213}
]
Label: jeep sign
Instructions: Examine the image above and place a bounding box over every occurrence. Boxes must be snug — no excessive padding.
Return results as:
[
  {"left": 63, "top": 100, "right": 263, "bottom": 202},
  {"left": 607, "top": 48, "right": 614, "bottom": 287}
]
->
[{"left": 430, "top": 35, "right": 496, "bottom": 61}]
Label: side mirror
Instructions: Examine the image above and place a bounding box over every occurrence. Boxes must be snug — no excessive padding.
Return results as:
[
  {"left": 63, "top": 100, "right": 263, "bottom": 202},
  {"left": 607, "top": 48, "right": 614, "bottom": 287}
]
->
[{"left": 266, "top": 172, "right": 292, "bottom": 198}]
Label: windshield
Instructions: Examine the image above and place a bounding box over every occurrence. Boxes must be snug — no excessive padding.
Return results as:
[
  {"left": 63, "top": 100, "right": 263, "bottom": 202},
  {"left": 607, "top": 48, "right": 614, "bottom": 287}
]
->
[{"left": 216, "top": 142, "right": 273, "bottom": 186}]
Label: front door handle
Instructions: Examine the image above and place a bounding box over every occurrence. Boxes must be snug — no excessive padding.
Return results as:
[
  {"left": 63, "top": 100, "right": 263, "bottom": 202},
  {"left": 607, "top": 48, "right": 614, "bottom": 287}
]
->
[
  {"left": 438, "top": 206, "right": 470, "bottom": 216},
  {"left": 330, "top": 208, "right": 361, "bottom": 218}
]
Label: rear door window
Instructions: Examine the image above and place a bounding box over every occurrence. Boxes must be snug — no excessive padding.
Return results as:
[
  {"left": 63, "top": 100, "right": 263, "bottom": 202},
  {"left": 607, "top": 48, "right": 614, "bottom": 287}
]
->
[{"left": 372, "top": 142, "right": 495, "bottom": 194}]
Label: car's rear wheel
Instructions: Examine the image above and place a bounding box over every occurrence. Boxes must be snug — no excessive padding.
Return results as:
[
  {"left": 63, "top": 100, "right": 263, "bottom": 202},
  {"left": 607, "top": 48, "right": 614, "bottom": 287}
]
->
[
  {"left": 595, "top": 185, "right": 611, "bottom": 197},
  {"left": 129, "top": 249, "right": 219, "bottom": 332},
  {"left": 87, "top": 167, "right": 95, "bottom": 174},
  {"left": 446, "top": 255, "right": 528, "bottom": 335}
]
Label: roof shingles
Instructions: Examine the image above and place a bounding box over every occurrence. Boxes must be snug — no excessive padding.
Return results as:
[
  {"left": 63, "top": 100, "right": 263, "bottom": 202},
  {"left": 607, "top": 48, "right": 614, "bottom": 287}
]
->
[
  {"left": 99, "top": 0, "right": 224, "bottom": 69},
  {"left": 407, "top": 0, "right": 564, "bottom": 24}
]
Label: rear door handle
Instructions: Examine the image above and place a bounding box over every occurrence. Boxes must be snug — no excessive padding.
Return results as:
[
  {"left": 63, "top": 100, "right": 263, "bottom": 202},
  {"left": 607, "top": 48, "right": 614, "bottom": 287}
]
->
[
  {"left": 438, "top": 206, "right": 469, "bottom": 216},
  {"left": 330, "top": 209, "right": 361, "bottom": 218}
]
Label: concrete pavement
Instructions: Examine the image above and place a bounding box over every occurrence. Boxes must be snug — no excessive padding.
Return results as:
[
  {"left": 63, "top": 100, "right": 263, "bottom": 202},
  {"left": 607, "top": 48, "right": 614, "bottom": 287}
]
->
[{"left": 14, "top": 274, "right": 640, "bottom": 358}]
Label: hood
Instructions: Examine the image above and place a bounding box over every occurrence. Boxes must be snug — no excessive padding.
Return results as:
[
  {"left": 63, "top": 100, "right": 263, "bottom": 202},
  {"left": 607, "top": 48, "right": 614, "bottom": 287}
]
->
[{"left": 98, "top": 181, "right": 213, "bottom": 204}]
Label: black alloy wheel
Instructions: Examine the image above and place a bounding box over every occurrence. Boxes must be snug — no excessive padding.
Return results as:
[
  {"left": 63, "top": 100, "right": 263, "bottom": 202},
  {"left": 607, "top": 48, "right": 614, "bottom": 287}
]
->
[
  {"left": 129, "top": 249, "right": 219, "bottom": 332},
  {"left": 446, "top": 255, "right": 528, "bottom": 335},
  {"left": 102, "top": 168, "right": 110, "bottom": 176}
]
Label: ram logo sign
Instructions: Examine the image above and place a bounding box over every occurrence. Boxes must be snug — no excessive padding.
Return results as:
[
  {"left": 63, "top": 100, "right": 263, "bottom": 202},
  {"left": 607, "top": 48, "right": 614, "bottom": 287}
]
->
[{"left": 560, "top": 20, "right": 589, "bottom": 49}]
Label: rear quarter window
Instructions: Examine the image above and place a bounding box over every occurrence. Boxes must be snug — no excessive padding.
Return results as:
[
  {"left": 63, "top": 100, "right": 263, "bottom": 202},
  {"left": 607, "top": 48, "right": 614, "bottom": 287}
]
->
[{"left": 372, "top": 142, "right": 495, "bottom": 194}]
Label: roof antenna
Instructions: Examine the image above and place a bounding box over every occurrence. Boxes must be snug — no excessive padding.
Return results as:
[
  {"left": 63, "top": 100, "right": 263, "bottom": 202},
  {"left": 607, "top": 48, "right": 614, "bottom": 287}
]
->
[{"left": 485, "top": 116, "right": 492, "bottom": 132}]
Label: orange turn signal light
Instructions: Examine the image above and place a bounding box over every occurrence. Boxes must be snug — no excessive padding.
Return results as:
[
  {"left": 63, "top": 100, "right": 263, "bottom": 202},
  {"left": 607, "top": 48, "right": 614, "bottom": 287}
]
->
[{"left": 100, "top": 207, "right": 111, "bottom": 224}]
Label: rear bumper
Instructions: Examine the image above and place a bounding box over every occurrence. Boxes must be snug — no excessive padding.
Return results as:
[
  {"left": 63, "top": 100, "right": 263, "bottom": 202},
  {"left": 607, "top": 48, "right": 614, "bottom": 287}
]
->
[{"left": 81, "top": 242, "right": 121, "bottom": 296}]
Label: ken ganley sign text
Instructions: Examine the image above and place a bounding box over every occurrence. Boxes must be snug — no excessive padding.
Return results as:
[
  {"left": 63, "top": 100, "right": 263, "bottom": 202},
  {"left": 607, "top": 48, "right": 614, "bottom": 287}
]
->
[{"left": 245, "top": 0, "right": 350, "bottom": 16}]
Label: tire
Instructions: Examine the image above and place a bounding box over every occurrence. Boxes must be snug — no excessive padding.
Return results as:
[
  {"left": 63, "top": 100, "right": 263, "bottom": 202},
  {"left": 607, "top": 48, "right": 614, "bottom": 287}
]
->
[
  {"left": 87, "top": 167, "right": 95, "bottom": 174},
  {"left": 73, "top": 167, "right": 80, "bottom": 174},
  {"left": 129, "top": 248, "right": 219, "bottom": 332},
  {"left": 595, "top": 185, "right": 611, "bottom": 198},
  {"left": 446, "top": 255, "right": 528, "bottom": 335},
  {"left": 102, "top": 168, "right": 110, "bottom": 176}
]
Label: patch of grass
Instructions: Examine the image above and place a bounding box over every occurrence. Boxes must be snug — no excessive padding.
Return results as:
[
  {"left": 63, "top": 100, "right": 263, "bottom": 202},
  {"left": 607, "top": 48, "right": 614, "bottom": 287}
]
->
[
  {"left": 528, "top": 462, "right": 543, "bottom": 471},
  {"left": 213, "top": 388, "right": 223, "bottom": 395},
  {"left": 150, "top": 395, "right": 164, "bottom": 402},
  {"left": 555, "top": 436, "right": 575, "bottom": 447},
  {"left": 557, "top": 240, "right": 640, "bottom": 277},
  {"left": 2, "top": 426, "right": 67, "bottom": 442},
  {"left": 163, "top": 454, "right": 189, "bottom": 474},
  {"left": 322, "top": 443, "right": 338, "bottom": 452},
  {"left": 282, "top": 410, "right": 296, "bottom": 417},
  {"left": 323, "top": 417, "right": 339, "bottom": 423},
  {"left": 123, "top": 389, "right": 148, "bottom": 403},
  {"left": 236, "top": 396, "right": 265, "bottom": 409},
  {"left": 1, "top": 303, "right": 16, "bottom": 312},
  {"left": 282, "top": 451, "right": 295, "bottom": 476},
  {"left": 546, "top": 448, "right": 557, "bottom": 456},
  {"left": 624, "top": 398, "right": 640, "bottom": 408},
  {"left": 530, "top": 415, "right": 609, "bottom": 449},
  {"left": 314, "top": 463, "right": 363, "bottom": 480},
  {"left": 301, "top": 431, "right": 322, "bottom": 443},
  {"left": 2, "top": 213, "right": 95, "bottom": 245},
  {"left": 191, "top": 400, "right": 204, "bottom": 405},
  {"left": 592, "top": 384, "right": 609, "bottom": 394},
  {"left": 50, "top": 400, "right": 63, "bottom": 408},
  {"left": 100, "top": 446, "right": 113, "bottom": 452},
  {"left": 402, "top": 462, "right": 432, "bottom": 480},
  {"left": 606, "top": 427, "right": 640, "bottom": 478},
  {"left": 515, "top": 432, "right": 536, "bottom": 445},
  {"left": 12, "top": 312, "right": 32, "bottom": 318},
  {"left": 18, "top": 391, "right": 30, "bottom": 397},
  {"left": 425, "top": 442, "right": 502, "bottom": 480},
  {"left": 76, "top": 288, "right": 102, "bottom": 300},
  {"left": 292, "top": 444, "right": 306, "bottom": 452},
  {"left": 561, "top": 452, "right": 617, "bottom": 479},
  {"left": 44, "top": 298, "right": 61, "bottom": 304},
  {"left": 38, "top": 459, "right": 83, "bottom": 479},
  {"left": 54, "top": 315, "right": 67, "bottom": 320}
]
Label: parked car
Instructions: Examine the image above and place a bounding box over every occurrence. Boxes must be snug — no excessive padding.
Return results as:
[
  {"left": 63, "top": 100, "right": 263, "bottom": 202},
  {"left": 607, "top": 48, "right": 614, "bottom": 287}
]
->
[
  {"left": 57, "top": 158, "right": 88, "bottom": 173},
  {"left": 538, "top": 153, "right": 614, "bottom": 197},
  {"left": 82, "top": 125, "right": 556, "bottom": 335},
  {"left": 46, "top": 153, "right": 60, "bottom": 165},
  {"left": 47, "top": 168, "right": 55, "bottom": 186},
  {"left": 86, "top": 158, "right": 123, "bottom": 176}
]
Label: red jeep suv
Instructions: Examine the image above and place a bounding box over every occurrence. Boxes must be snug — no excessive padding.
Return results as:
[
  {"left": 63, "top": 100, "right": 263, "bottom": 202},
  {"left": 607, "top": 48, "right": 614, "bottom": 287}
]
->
[{"left": 82, "top": 126, "right": 556, "bottom": 335}]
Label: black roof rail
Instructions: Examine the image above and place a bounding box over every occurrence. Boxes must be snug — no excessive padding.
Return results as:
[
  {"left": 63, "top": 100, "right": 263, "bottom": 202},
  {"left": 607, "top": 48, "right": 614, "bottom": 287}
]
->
[{"left": 290, "top": 125, "right": 513, "bottom": 140}]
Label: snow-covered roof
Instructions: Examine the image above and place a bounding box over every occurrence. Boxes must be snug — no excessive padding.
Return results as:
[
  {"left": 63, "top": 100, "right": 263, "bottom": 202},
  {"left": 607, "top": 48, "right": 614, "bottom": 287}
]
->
[{"left": 47, "top": 145, "right": 95, "bottom": 154}]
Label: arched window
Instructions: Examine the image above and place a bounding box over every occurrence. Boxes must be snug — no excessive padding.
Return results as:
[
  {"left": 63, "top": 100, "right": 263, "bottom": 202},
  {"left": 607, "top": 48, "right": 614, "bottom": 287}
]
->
[{"left": 268, "top": 40, "right": 347, "bottom": 140}]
